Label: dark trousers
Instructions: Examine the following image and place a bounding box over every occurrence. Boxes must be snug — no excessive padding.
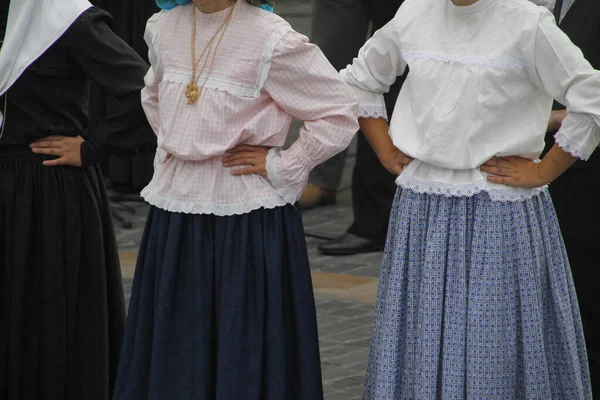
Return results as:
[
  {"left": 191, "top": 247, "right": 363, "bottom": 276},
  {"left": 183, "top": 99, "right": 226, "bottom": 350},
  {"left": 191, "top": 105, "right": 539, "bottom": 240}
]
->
[
  {"left": 549, "top": 165, "right": 600, "bottom": 396},
  {"left": 310, "top": 0, "right": 405, "bottom": 242},
  {"left": 547, "top": 0, "right": 600, "bottom": 391}
]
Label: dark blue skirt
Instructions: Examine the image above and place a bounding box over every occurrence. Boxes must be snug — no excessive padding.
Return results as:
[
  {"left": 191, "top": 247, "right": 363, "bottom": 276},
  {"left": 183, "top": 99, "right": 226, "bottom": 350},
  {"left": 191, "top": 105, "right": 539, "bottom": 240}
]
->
[{"left": 113, "top": 205, "right": 323, "bottom": 400}]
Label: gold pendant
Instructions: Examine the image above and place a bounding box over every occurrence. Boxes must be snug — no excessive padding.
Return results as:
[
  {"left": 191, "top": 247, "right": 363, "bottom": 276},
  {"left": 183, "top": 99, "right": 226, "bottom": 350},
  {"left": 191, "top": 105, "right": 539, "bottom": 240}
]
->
[{"left": 185, "top": 82, "right": 200, "bottom": 104}]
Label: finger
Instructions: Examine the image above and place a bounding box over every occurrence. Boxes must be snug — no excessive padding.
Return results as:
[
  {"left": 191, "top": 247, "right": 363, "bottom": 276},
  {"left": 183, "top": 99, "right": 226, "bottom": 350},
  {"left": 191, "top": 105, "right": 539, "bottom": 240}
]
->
[
  {"left": 223, "top": 154, "right": 263, "bottom": 167},
  {"left": 487, "top": 175, "right": 518, "bottom": 186},
  {"left": 392, "top": 164, "right": 404, "bottom": 175},
  {"left": 231, "top": 165, "right": 264, "bottom": 176},
  {"left": 42, "top": 157, "right": 70, "bottom": 167},
  {"left": 32, "top": 135, "right": 69, "bottom": 144},
  {"left": 32, "top": 140, "right": 67, "bottom": 150},
  {"left": 31, "top": 147, "right": 62, "bottom": 156},
  {"left": 222, "top": 151, "right": 260, "bottom": 163},
  {"left": 400, "top": 156, "right": 414, "bottom": 166},
  {"left": 480, "top": 165, "right": 512, "bottom": 176},
  {"left": 481, "top": 158, "right": 505, "bottom": 168},
  {"left": 503, "top": 155, "right": 530, "bottom": 162},
  {"left": 223, "top": 158, "right": 257, "bottom": 168},
  {"left": 386, "top": 163, "right": 404, "bottom": 175}
]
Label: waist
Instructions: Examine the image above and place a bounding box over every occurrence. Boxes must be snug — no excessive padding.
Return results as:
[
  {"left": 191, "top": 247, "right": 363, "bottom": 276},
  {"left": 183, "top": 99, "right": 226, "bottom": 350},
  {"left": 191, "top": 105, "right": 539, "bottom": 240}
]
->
[
  {"left": 0, "top": 144, "right": 51, "bottom": 161},
  {"left": 0, "top": 144, "right": 31, "bottom": 155},
  {"left": 396, "top": 160, "right": 546, "bottom": 202},
  {"left": 142, "top": 154, "right": 288, "bottom": 216}
]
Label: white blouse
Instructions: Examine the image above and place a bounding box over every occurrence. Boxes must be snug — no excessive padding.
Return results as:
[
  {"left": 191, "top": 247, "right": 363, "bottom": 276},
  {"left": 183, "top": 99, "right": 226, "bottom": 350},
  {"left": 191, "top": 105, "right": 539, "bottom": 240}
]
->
[
  {"left": 140, "top": 1, "right": 358, "bottom": 215},
  {"left": 342, "top": 0, "right": 600, "bottom": 201}
]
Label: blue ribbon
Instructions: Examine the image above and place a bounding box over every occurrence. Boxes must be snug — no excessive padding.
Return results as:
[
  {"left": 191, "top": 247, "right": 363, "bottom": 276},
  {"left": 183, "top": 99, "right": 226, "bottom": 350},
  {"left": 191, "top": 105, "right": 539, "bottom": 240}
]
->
[{"left": 156, "top": 0, "right": 273, "bottom": 12}]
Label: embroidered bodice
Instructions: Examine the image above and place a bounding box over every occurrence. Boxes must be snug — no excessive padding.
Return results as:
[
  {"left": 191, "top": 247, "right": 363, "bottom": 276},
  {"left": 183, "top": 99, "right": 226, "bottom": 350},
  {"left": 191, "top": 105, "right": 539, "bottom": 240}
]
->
[
  {"left": 342, "top": 0, "right": 600, "bottom": 201},
  {"left": 141, "top": 1, "right": 358, "bottom": 215}
]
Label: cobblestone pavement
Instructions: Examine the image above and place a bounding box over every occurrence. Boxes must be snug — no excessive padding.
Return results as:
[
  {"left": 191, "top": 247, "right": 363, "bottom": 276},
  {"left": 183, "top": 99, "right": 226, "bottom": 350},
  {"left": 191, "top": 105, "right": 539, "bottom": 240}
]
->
[{"left": 113, "top": 1, "right": 384, "bottom": 398}]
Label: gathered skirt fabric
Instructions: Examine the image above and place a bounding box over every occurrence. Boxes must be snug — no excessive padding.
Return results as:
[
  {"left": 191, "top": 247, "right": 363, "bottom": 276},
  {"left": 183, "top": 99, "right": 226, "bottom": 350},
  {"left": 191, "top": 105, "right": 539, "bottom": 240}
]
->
[
  {"left": 113, "top": 205, "right": 323, "bottom": 400},
  {"left": 0, "top": 147, "right": 126, "bottom": 400},
  {"left": 364, "top": 188, "right": 592, "bottom": 399}
]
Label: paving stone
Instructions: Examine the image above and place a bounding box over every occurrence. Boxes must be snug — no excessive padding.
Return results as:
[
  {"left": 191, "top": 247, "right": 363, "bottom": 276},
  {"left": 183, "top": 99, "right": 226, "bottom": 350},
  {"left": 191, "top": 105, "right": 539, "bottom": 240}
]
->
[
  {"left": 326, "top": 390, "right": 363, "bottom": 400},
  {"left": 345, "top": 336, "right": 373, "bottom": 349},
  {"left": 326, "top": 374, "right": 366, "bottom": 392}
]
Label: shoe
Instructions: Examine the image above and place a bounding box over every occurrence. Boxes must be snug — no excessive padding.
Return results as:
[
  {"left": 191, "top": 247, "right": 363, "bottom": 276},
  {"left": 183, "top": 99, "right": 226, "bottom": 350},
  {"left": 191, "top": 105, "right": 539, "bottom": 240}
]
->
[
  {"left": 298, "top": 184, "right": 336, "bottom": 211},
  {"left": 318, "top": 233, "right": 384, "bottom": 256}
]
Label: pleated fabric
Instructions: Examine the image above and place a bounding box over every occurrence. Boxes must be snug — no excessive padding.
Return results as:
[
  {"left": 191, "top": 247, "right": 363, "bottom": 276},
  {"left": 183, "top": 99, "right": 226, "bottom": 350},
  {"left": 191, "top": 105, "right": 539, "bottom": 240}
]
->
[
  {"left": 0, "top": 146, "right": 126, "bottom": 400},
  {"left": 113, "top": 205, "right": 323, "bottom": 400},
  {"left": 364, "top": 188, "right": 592, "bottom": 399}
]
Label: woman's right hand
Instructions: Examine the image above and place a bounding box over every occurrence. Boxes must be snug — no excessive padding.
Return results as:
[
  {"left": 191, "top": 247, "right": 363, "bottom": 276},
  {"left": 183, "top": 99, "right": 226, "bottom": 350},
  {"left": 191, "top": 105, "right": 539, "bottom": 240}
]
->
[
  {"left": 30, "top": 135, "right": 84, "bottom": 167},
  {"left": 222, "top": 145, "right": 271, "bottom": 177},
  {"left": 379, "top": 147, "right": 414, "bottom": 175}
]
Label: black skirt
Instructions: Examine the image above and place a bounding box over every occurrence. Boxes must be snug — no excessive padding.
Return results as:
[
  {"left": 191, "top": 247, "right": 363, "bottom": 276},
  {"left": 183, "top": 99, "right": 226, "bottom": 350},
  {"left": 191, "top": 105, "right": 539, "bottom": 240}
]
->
[
  {"left": 0, "top": 146, "right": 125, "bottom": 399},
  {"left": 113, "top": 205, "right": 324, "bottom": 400}
]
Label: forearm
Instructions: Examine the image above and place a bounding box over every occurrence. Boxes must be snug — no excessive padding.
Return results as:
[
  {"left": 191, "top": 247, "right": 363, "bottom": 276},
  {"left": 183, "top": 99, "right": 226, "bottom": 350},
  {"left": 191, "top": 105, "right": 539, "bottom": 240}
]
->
[
  {"left": 538, "top": 144, "right": 578, "bottom": 184},
  {"left": 359, "top": 117, "right": 394, "bottom": 161},
  {"left": 96, "top": 92, "right": 156, "bottom": 152},
  {"left": 547, "top": 109, "right": 567, "bottom": 133}
]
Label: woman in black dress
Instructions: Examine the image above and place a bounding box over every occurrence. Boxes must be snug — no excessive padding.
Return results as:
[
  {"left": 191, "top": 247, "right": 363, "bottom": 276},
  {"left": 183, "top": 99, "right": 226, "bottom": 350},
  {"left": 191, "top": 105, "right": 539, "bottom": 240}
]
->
[{"left": 0, "top": 0, "right": 154, "bottom": 398}]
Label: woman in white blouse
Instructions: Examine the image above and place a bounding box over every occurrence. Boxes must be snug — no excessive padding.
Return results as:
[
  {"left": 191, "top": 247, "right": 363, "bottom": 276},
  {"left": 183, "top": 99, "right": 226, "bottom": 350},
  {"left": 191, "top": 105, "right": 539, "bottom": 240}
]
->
[
  {"left": 112, "top": 0, "right": 358, "bottom": 398},
  {"left": 341, "top": 0, "right": 599, "bottom": 397}
]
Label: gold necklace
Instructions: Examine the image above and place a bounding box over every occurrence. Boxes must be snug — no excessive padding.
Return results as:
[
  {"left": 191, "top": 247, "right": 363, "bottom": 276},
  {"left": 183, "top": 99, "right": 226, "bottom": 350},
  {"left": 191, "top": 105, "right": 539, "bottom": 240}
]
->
[{"left": 185, "top": 2, "right": 235, "bottom": 104}]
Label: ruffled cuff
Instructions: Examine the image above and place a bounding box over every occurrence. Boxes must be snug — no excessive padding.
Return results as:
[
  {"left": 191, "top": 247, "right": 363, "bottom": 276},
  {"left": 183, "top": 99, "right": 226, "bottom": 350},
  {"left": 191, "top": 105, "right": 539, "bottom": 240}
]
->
[
  {"left": 353, "top": 85, "right": 387, "bottom": 120},
  {"left": 340, "top": 69, "right": 388, "bottom": 120},
  {"left": 554, "top": 112, "right": 600, "bottom": 161},
  {"left": 265, "top": 147, "right": 310, "bottom": 204},
  {"left": 353, "top": 87, "right": 387, "bottom": 120}
]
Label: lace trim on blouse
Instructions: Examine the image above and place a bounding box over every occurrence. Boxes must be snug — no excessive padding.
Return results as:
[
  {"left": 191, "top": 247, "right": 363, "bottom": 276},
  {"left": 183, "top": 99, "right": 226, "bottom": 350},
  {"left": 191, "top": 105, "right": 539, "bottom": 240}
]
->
[
  {"left": 160, "top": 25, "right": 292, "bottom": 99},
  {"left": 402, "top": 51, "right": 525, "bottom": 70},
  {"left": 395, "top": 173, "right": 547, "bottom": 202},
  {"left": 163, "top": 71, "right": 259, "bottom": 98},
  {"left": 555, "top": 133, "right": 588, "bottom": 159},
  {"left": 358, "top": 104, "right": 388, "bottom": 119},
  {"left": 258, "top": 26, "right": 292, "bottom": 93},
  {"left": 554, "top": 112, "right": 600, "bottom": 161},
  {"left": 141, "top": 186, "right": 287, "bottom": 216}
]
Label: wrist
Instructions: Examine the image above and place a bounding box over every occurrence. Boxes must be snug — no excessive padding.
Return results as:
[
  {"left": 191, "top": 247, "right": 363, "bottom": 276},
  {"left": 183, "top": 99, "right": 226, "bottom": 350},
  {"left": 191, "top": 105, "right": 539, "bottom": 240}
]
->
[
  {"left": 534, "top": 163, "right": 552, "bottom": 186},
  {"left": 377, "top": 146, "right": 397, "bottom": 164}
]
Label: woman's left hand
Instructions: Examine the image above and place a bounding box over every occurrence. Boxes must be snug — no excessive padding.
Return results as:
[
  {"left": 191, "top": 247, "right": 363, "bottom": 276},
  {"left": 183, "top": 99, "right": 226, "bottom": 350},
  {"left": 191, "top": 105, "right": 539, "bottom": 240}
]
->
[
  {"left": 222, "top": 145, "right": 270, "bottom": 177},
  {"left": 480, "top": 156, "right": 546, "bottom": 188},
  {"left": 30, "top": 135, "right": 84, "bottom": 167}
]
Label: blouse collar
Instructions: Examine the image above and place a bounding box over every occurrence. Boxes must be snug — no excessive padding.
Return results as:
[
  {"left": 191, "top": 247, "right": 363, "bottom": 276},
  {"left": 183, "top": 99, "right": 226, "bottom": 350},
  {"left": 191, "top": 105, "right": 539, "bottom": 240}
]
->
[{"left": 0, "top": 0, "right": 92, "bottom": 96}]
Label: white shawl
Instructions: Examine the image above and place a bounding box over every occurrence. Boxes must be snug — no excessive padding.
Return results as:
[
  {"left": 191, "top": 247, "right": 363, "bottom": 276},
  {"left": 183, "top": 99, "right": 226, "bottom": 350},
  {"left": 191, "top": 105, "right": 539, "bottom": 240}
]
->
[{"left": 0, "top": 0, "right": 92, "bottom": 97}]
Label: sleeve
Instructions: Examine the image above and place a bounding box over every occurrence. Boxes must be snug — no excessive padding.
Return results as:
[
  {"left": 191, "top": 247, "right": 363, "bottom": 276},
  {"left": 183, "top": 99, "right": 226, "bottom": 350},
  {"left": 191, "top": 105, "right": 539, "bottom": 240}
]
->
[
  {"left": 62, "top": 8, "right": 156, "bottom": 167},
  {"left": 530, "top": 10, "right": 600, "bottom": 160},
  {"left": 339, "top": 15, "right": 406, "bottom": 120},
  {"left": 141, "top": 12, "right": 163, "bottom": 137},
  {"left": 263, "top": 28, "right": 359, "bottom": 204}
]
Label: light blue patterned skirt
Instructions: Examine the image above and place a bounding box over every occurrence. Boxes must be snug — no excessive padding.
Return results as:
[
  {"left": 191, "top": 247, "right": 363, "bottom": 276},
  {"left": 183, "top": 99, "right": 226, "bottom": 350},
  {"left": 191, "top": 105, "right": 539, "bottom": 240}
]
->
[{"left": 364, "top": 188, "right": 592, "bottom": 399}]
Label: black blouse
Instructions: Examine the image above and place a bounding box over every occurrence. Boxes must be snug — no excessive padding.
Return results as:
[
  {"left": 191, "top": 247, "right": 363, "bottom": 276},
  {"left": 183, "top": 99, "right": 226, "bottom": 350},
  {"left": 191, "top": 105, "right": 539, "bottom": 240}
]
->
[{"left": 0, "top": 7, "right": 155, "bottom": 167}]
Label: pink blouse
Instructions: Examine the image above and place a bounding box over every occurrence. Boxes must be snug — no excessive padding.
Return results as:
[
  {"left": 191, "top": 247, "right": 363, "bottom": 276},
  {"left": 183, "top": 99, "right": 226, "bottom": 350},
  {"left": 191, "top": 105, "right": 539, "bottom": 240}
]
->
[{"left": 140, "top": 1, "right": 358, "bottom": 215}]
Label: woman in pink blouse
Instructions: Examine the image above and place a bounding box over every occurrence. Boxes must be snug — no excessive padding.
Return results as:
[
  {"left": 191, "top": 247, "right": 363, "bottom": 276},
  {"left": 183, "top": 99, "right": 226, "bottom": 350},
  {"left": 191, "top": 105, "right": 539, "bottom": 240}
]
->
[{"left": 112, "top": 0, "right": 358, "bottom": 398}]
